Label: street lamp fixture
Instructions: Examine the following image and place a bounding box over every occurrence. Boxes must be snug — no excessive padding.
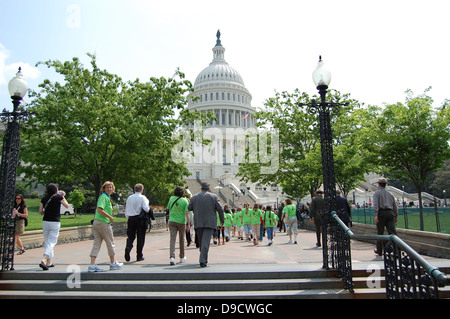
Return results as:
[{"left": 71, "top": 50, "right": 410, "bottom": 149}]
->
[
  {"left": 0, "top": 67, "right": 29, "bottom": 271},
  {"left": 8, "top": 67, "right": 28, "bottom": 99},
  {"left": 312, "top": 56, "right": 332, "bottom": 88}
]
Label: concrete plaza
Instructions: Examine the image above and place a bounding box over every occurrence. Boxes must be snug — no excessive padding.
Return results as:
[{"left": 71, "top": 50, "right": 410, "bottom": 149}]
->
[{"left": 10, "top": 227, "right": 450, "bottom": 274}]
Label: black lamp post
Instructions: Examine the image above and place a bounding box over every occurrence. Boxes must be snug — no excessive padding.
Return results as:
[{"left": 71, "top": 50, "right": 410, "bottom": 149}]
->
[
  {"left": 0, "top": 67, "right": 29, "bottom": 271},
  {"left": 310, "top": 56, "right": 339, "bottom": 217},
  {"left": 305, "top": 57, "right": 349, "bottom": 269}
]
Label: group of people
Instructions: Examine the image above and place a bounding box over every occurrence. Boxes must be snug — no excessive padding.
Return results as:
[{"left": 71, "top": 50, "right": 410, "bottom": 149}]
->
[{"left": 26, "top": 176, "right": 397, "bottom": 271}]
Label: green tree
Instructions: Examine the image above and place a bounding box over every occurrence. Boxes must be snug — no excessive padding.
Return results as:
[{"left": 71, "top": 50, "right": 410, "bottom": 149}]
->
[
  {"left": 67, "top": 189, "right": 85, "bottom": 216},
  {"left": 237, "top": 89, "right": 376, "bottom": 201},
  {"left": 371, "top": 88, "right": 450, "bottom": 230},
  {"left": 20, "top": 54, "right": 197, "bottom": 201}
]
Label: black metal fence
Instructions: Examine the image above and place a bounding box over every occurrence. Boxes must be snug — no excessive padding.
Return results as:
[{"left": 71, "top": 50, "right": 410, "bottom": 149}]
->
[
  {"left": 327, "top": 211, "right": 449, "bottom": 299},
  {"left": 351, "top": 207, "right": 450, "bottom": 234}
]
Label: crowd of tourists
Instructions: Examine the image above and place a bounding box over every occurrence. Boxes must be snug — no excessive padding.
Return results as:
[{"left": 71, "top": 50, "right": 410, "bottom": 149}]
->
[{"left": 17, "top": 179, "right": 388, "bottom": 272}]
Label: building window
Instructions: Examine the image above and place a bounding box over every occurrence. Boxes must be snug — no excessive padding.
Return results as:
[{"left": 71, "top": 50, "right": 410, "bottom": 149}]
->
[{"left": 222, "top": 92, "right": 225, "bottom": 100}]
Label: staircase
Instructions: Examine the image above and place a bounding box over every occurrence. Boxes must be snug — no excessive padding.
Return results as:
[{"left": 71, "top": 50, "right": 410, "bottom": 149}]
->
[{"left": 1, "top": 267, "right": 448, "bottom": 299}]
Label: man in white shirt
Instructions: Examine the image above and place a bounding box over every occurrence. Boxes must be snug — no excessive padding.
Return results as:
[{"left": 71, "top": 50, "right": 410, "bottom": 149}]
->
[{"left": 124, "top": 183, "right": 151, "bottom": 262}]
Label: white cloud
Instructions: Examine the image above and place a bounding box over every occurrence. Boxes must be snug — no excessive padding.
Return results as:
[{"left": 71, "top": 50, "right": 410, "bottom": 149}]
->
[{"left": 0, "top": 43, "right": 41, "bottom": 87}]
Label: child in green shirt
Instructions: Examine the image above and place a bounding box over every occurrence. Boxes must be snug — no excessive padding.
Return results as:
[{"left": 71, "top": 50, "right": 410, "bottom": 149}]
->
[
  {"left": 250, "top": 203, "right": 262, "bottom": 245},
  {"left": 223, "top": 206, "right": 233, "bottom": 242},
  {"left": 263, "top": 206, "right": 278, "bottom": 246},
  {"left": 234, "top": 208, "right": 243, "bottom": 240},
  {"left": 242, "top": 203, "right": 252, "bottom": 242}
]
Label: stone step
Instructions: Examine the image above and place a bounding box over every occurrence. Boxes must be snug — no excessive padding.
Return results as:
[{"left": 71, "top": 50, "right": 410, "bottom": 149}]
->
[
  {"left": 0, "top": 267, "right": 447, "bottom": 299},
  {"left": 0, "top": 277, "right": 346, "bottom": 292},
  {"left": 0, "top": 288, "right": 357, "bottom": 299}
]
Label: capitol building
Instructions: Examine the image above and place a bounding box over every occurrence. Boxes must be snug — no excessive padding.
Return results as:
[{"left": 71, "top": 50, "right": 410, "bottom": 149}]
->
[{"left": 182, "top": 31, "right": 428, "bottom": 209}]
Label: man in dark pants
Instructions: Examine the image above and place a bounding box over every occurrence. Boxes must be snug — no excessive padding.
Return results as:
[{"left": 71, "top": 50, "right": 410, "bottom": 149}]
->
[
  {"left": 124, "top": 183, "right": 150, "bottom": 262},
  {"left": 188, "top": 182, "right": 224, "bottom": 267},
  {"left": 310, "top": 189, "right": 325, "bottom": 247},
  {"left": 373, "top": 178, "right": 398, "bottom": 255},
  {"left": 335, "top": 190, "right": 352, "bottom": 227}
]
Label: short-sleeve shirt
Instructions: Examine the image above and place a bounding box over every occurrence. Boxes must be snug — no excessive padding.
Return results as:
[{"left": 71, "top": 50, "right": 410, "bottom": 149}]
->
[
  {"left": 224, "top": 212, "right": 233, "bottom": 227},
  {"left": 167, "top": 196, "right": 189, "bottom": 224},
  {"left": 250, "top": 209, "right": 262, "bottom": 225},
  {"left": 41, "top": 194, "right": 64, "bottom": 222},
  {"left": 263, "top": 210, "right": 278, "bottom": 228},
  {"left": 282, "top": 204, "right": 297, "bottom": 218},
  {"left": 95, "top": 192, "right": 112, "bottom": 224},
  {"left": 242, "top": 208, "right": 252, "bottom": 225}
]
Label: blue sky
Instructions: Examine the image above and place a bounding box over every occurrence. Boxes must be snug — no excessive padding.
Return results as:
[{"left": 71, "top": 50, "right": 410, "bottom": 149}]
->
[{"left": 1, "top": 0, "right": 449, "bottom": 112}]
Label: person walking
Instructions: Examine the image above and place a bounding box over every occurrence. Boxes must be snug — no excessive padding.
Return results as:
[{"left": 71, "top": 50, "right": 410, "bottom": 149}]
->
[
  {"left": 89, "top": 181, "right": 123, "bottom": 272},
  {"left": 38, "top": 183, "right": 69, "bottom": 270},
  {"left": 242, "top": 203, "right": 252, "bottom": 241},
  {"left": 167, "top": 186, "right": 190, "bottom": 265},
  {"left": 336, "top": 190, "right": 352, "bottom": 227},
  {"left": 13, "top": 194, "right": 28, "bottom": 255},
  {"left": 124, "top": 183, "right": 151, "bottom": 262},
  {"left": 310, "top": 189, "right": 325, "bottom": 247},
  {"left": 373, "top": 178, "right": 398, "bottom": 255},
  {"left": 263, "top": 206, "right": 278, "bottom": 246},
  {"left": 223, "top": 206, "right": 233, "bottom": 242},
  {"left": 187, "top": 182, "right": 224, "bottom": 267},
  {"left": 234, "top": 207, "right": 243, "bottom": 240},
  {"left": 250, "top": 203, "right": 262, "bottom": 245},
  {"left": 282, "top": 199, "right": 298, "bottom": 244},
  {"left": 277, "top": 201, "right": 286, "bottom": 233}
]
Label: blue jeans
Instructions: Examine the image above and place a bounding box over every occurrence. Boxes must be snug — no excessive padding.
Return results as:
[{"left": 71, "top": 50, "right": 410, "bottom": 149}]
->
[{"left": 266, "top": 227, "right": 274, "bottom": 240}]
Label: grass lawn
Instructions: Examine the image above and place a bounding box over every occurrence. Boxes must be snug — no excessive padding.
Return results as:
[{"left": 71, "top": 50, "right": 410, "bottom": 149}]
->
[
  {"left": 23, "top": 198, "right": 127, "bottom": 231},
  {"left": 351, "top": 207, "right": 450, "bottom": 234}
]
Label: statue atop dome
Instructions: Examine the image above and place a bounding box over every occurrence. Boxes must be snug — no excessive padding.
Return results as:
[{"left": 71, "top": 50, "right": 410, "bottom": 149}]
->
[{"left": 215, "top": 29, "right": 221, "bottom": 46}]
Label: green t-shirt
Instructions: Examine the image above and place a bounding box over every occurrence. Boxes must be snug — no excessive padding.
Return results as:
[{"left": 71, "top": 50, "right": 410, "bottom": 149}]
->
[
  {"left": 263, "top": 211, "right": 278, "bottom": 228},
  {"left": 167, "top": 196, "right": 189, "bottom": 224},
  {"left": 224, "top": 212, "right": 233, "bottom": 227},
  {"left": 234, "top": 211, "right": 242, "bottom": 227},
  {"left": 250, "top": 209, "right": 262, "bottom": 225},
  {"left": 283, "top": 204, "right": 297, "bottom": 218},
  {"left": 95, "top": 192, "right": 112, "bottom": 224},
  {"left": 242, "top": 208, "right": 252, "bottom": 225}
]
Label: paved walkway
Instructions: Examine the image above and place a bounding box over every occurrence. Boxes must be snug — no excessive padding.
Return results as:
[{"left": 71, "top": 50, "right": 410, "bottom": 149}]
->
[{"left": 9, "top": 227, "right": 450, "bottom": 274}]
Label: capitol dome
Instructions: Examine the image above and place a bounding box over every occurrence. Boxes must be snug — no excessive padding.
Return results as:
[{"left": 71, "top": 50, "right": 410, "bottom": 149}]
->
[
  {"left": 194, "top": 62, "right": 245, "bottom": 87},
  {"left": 188, "top": 30, "right": 254, "bottom": 119},
  {"left": 186, "top": 30, "right": 256, "bottom": 180}
]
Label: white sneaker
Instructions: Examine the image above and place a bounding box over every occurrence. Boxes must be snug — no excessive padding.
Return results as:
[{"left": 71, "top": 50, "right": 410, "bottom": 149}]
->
[
  {"left": 180, "top": 257, "right": 186, "bottom": 264},
  {"left": 88, "top": 264, "right": 104, "bottom": 272},
  {"left": 110, "top": 261, "right": 123, "bottom": 270},
  {"left": 170, "top": 257, "right": 176, "bottom": 265}
]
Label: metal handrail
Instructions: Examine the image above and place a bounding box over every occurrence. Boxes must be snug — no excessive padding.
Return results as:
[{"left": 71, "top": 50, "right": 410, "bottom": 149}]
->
[{"left": 331, "top": 211, "right": 448, "bottom": 287}]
